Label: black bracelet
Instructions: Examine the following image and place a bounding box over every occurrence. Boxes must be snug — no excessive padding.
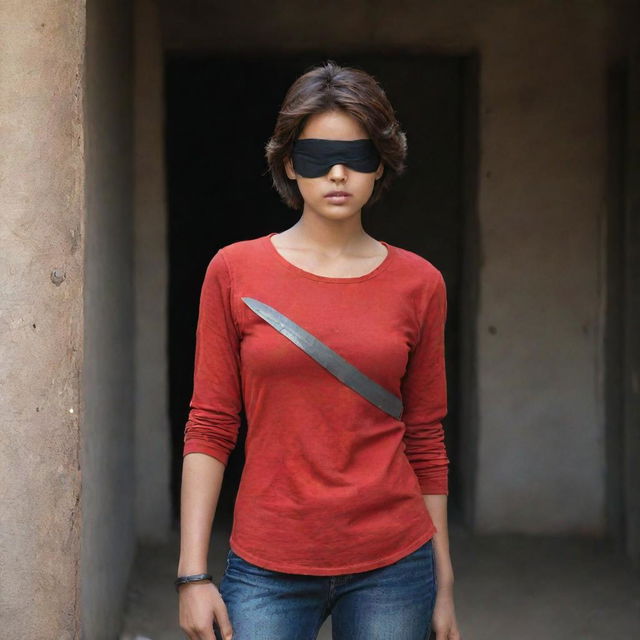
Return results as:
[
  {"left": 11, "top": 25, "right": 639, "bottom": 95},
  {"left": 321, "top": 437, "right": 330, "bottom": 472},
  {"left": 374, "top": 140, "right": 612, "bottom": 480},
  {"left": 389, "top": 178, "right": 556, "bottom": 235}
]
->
[{"left": 175, "top": 573, "right": 214, "bottom": 592}]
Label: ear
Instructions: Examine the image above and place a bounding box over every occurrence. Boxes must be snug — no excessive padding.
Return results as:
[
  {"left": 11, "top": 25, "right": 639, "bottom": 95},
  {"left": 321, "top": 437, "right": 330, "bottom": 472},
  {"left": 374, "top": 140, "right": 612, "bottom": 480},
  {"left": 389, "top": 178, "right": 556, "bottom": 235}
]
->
[
  {"left": 375, "top": 161, "right": 384, "bottom": 181},
  {"left": 284, "top": 156, "right": 297, "bottom": 180}
]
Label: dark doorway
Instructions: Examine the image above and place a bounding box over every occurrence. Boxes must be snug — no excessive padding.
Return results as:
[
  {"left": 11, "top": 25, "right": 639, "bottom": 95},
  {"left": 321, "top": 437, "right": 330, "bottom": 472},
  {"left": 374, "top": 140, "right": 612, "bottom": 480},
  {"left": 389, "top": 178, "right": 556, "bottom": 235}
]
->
[{"left": 166, "top": 53, "right": 478, "bottom": 531}]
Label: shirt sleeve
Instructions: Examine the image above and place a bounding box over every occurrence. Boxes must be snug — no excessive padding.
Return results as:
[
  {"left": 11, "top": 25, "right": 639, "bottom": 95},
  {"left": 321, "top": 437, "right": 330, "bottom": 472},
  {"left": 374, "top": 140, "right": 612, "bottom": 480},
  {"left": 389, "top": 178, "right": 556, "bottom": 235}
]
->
[
  {"left": 400, "top": 270, "right": 449, "bottom": 495},
  {"left": 183, "top": 249, "right": 242, "bottom": 466}
]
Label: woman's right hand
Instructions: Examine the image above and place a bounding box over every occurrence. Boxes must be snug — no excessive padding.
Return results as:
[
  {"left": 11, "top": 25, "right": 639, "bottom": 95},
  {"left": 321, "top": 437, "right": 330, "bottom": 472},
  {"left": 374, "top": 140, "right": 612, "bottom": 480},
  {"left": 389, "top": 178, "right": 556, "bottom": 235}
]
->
[{"left": 178, "top": 581, "right": 234, "bottom": 640}]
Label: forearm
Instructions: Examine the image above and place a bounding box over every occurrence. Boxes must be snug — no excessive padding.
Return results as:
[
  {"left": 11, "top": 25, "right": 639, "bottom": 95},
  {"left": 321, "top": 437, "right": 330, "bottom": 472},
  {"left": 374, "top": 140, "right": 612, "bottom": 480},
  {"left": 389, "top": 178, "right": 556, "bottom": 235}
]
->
[
  {"left": 422, "top": 494, "right": 454, "bottom": 590},
  {"left": 177, "top": 452, "right": 226, "bottom": 576}
]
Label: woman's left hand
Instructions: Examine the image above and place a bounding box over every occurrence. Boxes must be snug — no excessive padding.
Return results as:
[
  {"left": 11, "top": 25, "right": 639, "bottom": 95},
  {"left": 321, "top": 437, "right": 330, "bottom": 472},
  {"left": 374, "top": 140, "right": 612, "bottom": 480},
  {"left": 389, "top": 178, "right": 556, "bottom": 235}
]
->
[{"left": 431, "top": 585, "right": 462, "bottom": 639}]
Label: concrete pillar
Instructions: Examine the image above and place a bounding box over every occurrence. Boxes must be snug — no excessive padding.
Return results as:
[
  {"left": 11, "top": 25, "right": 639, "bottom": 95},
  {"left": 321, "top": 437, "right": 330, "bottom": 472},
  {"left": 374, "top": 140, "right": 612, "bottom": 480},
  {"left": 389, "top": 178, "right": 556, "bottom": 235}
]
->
[{"left": 0, "top": 1, "right": 85, "bottom": 637}]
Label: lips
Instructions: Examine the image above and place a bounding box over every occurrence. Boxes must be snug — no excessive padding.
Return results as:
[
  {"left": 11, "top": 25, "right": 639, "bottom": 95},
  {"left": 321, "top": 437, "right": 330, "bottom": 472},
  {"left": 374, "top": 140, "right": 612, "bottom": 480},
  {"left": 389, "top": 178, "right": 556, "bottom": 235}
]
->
[{"left": 324, "top": 191, "right": 352, "bottom": 197}]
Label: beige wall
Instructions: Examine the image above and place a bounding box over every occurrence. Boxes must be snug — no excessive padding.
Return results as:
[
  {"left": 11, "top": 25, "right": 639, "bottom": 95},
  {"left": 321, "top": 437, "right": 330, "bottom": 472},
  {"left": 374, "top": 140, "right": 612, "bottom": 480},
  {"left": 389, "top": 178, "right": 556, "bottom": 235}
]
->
[{"left": 0, "top": 1, "right": 86, "bottom": 637}]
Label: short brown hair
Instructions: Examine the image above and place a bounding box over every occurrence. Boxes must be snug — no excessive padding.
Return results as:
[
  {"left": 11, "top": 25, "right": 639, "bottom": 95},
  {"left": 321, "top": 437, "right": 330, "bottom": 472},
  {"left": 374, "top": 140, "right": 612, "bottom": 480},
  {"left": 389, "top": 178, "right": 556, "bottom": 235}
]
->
[{"left": 265, "top": 60, "right": 407, "bottom": 210}]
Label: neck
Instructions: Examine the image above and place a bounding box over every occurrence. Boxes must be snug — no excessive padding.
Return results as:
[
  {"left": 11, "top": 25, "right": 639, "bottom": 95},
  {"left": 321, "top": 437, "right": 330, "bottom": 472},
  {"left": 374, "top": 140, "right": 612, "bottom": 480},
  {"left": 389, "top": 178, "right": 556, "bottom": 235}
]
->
[{"left": 285, "top": 210, "right": 371, "bottom": 253}]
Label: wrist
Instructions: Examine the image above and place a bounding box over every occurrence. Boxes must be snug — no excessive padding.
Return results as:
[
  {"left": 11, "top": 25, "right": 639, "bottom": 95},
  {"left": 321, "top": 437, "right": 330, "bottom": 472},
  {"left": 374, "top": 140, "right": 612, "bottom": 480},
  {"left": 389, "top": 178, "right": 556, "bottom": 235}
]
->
[
  {"left": 177, "top": 568, "right": 208, "bottom": 577},
  {"left": 174, "top": 572, "right": 214, "bottom": 592},
  {"left": 178, "top": 560, "right": 209, "bottom": 576},
  {"left": 437, "top": 577, "right": 455, "bottom": 592}
]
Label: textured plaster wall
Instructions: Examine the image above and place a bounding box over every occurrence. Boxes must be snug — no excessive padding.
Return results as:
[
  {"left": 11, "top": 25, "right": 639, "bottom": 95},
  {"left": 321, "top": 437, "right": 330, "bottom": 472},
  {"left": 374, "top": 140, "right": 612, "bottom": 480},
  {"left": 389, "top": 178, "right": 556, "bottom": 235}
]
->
[
  {"left": 81, "top": 0, "right": 135, "bottom": 638},
  {"left": 157, "top": 0, "right": 615, "bottom": 534},
  {"left": 0, "top": 1, "right": 85, "bottom": 637}
]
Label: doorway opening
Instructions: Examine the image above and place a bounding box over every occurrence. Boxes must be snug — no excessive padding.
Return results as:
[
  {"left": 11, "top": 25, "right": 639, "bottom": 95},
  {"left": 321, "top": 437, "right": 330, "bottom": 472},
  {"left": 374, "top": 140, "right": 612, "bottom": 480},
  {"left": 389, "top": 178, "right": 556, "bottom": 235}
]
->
[{"left": 165, "top": 52, "right": 480, "bottom": 531}]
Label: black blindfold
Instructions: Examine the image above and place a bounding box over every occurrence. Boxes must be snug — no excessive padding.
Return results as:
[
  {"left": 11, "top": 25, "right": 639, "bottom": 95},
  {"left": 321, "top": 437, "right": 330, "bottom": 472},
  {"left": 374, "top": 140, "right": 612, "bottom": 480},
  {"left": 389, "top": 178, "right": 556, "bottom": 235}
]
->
[{"left": 291, "top": 138, "right": 380, "bottom": 178}]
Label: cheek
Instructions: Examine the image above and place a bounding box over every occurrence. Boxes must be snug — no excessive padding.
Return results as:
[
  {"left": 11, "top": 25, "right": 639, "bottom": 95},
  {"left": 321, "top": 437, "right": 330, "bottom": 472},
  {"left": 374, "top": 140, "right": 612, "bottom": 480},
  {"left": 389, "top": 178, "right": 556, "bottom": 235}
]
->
[
  {"left": 353, "top": 174, "right": 377, "bottom": 196},
  {"left": 296, "top": 178, "right": 323, "bottom": 200}
]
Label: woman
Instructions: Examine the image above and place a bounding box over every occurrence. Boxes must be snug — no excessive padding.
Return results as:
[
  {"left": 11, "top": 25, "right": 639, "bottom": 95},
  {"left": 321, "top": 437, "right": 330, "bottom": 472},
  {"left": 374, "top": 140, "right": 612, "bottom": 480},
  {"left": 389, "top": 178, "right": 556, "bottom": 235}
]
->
[{"left": 177, "top": 60, "right": 462, "bottom": 640}]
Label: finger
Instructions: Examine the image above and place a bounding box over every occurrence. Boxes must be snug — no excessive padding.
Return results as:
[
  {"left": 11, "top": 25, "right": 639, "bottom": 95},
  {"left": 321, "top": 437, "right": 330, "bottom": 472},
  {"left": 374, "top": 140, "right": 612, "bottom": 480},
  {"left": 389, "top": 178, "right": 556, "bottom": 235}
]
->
[
  {"left": 199, "top": 627, "right": 216, "bottom": 640},
  {"left": 214, "top": 604, "right": 234, "bottom": 640},
  {"left": 210, "top": 618, "right": 224, "bottom": 640},
  {"left": 184, "top": 624, "right": 213, "bottom": 640},
  {"left": 178, "top": 616, "right": 201, "bottom": 640}
]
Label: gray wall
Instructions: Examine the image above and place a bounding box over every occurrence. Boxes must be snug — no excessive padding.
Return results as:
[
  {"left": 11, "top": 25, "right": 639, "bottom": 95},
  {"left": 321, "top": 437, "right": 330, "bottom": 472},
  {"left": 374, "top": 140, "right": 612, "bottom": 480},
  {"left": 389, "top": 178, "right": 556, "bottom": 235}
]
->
[
  {"left": 620, "top": 42, "right": 640, "bottom": 567},
  {"left": 134, "top": 0, "right": 171, "bottom": 543},
  {"left": 472, "top": 5, "right": 609, "bottom": 534},
  {"left": 81, "top": 0, "right": 135, "bottom": 637}
]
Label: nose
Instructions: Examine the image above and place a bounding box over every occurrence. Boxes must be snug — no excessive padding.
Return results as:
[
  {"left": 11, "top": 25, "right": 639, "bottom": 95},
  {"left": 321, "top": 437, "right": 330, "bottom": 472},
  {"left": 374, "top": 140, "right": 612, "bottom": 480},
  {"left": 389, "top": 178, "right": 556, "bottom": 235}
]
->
[{"left": 327, "top": 163, "right": 347, "bottom": 182}]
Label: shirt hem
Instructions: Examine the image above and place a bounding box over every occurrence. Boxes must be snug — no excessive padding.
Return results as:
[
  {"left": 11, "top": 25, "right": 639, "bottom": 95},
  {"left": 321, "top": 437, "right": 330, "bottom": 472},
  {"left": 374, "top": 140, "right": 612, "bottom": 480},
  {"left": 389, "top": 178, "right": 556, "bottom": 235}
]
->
[{"left": 229, "top": 524, "right": 436, "bottom": 576}]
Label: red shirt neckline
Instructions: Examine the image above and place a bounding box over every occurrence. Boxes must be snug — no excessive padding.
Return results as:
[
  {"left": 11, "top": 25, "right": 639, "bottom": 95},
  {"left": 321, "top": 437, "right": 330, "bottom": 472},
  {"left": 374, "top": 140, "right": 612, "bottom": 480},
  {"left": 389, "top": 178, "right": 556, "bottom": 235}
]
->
[{"left": 263, "top": 231, "right": 395, "bottom": 284}]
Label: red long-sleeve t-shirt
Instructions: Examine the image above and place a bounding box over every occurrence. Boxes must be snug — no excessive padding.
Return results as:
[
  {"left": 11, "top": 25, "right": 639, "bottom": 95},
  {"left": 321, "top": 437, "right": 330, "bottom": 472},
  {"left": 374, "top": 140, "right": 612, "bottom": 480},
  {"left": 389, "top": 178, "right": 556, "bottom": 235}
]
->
[{"left": 183, "top": 231, "right": 449, "bottom": 576}]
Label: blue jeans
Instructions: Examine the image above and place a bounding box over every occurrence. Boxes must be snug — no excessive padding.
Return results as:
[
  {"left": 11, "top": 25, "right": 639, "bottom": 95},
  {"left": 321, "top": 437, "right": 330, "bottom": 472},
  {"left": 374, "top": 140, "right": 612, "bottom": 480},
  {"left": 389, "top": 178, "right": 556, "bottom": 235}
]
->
[{"left": 215, "top": 538, "right": 437, "bottom": 640}]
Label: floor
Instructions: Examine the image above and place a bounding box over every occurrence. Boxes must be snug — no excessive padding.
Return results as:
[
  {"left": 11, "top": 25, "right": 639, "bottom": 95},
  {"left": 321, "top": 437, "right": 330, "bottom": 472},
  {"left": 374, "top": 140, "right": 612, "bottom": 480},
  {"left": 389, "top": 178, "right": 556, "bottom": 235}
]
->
[{"left": 120, "top": 516, "right": 640, "bottom": 639}]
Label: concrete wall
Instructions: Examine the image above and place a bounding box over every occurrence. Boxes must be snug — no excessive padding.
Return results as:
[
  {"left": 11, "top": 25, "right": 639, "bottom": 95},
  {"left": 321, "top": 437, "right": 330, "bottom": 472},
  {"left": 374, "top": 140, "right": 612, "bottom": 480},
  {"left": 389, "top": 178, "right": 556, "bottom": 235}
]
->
[
  {"left": 473, "top": 5, "right": 609, "bottom": 534},
  {"left": 134, "top": 0, "right": 171, "bottom": 542},
  {"left": 0, "top": 1, "right": 85, "bottom": 637},
  {"left": 81, "top": 0, "right": 135, "bottom": 637},
  {"left": 157, "top": 0, "right": 620, "bottom": 535}
]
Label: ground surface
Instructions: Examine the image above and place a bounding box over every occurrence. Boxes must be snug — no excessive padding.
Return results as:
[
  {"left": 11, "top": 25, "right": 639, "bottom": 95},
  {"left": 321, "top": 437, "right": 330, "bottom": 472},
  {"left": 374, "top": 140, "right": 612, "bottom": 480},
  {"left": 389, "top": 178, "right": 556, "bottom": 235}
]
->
[{"left": 120, "top": 516, "right": 640, "bottom": 639}]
